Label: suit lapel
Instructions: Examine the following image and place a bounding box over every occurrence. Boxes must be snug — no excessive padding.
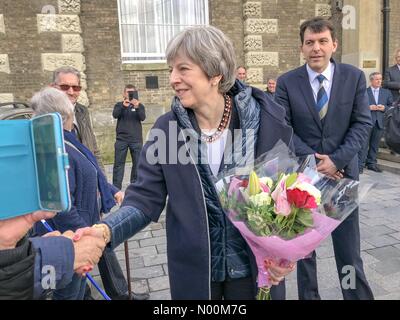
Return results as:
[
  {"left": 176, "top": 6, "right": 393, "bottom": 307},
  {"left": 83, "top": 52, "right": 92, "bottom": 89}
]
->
[
  {"left": 367, "top": 87, "right": 375, "bottom": 104},
  {"left": 298, "top": 66, "right": 322, "bottom": 131}
]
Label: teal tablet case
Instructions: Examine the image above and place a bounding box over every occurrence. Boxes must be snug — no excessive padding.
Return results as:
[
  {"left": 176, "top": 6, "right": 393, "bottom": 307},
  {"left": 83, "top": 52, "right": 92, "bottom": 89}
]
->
[{"left": 0, "top": 113, "right": 71, "bottom": 220}]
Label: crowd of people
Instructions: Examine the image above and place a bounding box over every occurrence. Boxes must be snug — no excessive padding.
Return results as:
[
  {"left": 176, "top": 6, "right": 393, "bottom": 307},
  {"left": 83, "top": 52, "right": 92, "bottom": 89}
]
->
[{"left": 1, "top": 16, "right": 400, "bottom": 300}]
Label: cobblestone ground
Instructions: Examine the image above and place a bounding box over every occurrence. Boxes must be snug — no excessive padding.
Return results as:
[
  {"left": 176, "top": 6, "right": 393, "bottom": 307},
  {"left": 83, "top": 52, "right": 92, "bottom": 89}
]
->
[{"left": 89, "top": 164, "right": 400, "bottom": 300}]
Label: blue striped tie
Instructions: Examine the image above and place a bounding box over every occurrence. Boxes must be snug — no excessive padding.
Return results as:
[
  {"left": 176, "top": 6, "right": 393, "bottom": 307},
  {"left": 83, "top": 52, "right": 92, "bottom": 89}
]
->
[{"left": 316, "top": 74, "right": 329, "bottom": 119}]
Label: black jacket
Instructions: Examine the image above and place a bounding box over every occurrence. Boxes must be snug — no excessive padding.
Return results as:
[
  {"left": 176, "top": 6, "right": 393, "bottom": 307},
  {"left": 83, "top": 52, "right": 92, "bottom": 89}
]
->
[
  {"left": 112, "top": 102, "right": 146, "bottom": 143},
  {"left": 0, "top": 237, "right": 35, "bottom": 300}
]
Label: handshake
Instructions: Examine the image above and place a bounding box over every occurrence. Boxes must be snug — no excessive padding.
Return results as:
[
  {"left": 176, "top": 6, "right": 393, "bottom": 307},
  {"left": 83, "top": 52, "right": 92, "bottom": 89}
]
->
[
  {"left": 44, "top": 226, "right": 108, "bottom": 276},
  {"left": 0, "top": 210, "right": 110, "bottom": 276}
]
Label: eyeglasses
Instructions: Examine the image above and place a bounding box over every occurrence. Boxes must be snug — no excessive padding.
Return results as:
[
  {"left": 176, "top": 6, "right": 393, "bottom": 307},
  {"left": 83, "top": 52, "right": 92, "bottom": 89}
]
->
[{"left": 57, "top": 84, "right": 82, "bottom": 92}]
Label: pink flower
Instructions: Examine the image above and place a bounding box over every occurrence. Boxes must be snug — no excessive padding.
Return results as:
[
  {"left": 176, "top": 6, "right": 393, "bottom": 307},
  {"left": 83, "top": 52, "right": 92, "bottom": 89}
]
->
[
  {"left": 271, "top": 175, "right": 291, "bottom": 216},
  {"left": 260, "top": 182, "right": 270, "bottom": 193},
  {"left": 228, "top": 177, "right": 247, "bottom": 203},
  {"left": 228, "top": 177, "right": 245, "bottom": 197}
]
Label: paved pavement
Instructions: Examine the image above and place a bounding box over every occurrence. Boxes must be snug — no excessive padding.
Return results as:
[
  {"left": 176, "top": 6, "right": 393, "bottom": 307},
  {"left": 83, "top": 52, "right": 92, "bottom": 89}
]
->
[{"left": 90, "top": 164, "right": 400, "bottom": 300}]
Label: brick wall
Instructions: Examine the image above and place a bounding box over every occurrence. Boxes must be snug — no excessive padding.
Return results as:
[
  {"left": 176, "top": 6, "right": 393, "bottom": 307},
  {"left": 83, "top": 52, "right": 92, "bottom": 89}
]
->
[{"left": 210, "top": 0, "right": 245, "bottom": 65}]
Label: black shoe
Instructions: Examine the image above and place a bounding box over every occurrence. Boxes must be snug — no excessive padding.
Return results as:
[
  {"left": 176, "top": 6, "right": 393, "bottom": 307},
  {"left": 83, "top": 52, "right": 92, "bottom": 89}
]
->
[
  {"left": 114, "top": 292, "right": 150, "bottom": 300},
  {"left": 367, "top": 165, "right": 382, "bottom": 173}
]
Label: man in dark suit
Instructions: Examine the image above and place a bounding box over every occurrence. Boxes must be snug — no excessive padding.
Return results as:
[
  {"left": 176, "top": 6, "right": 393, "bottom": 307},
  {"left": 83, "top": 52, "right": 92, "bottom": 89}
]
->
[
  {"left": 359, "top": 72, "right": 393, "bottom": 173},
  {"left": 384, "top": 49, "right": 400, "bottom": 101},
  {"left": 274, "top": 17, "right": 374, "bottom": 300}
]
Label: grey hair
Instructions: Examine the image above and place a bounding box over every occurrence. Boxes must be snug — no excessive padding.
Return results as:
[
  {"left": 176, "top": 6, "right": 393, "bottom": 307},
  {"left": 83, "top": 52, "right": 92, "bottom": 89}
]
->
[
  {"left": 52, "top": 66, "right": 81, "bottom": 84},
  {"left": 31, "top": 87, "right": 74, "bottom": 126},
  {"left": 165, "top": 26, "right": 237, "bottom": 93},
  {"left": 369, "top": 72, "right": 381, "bottom": 81}
]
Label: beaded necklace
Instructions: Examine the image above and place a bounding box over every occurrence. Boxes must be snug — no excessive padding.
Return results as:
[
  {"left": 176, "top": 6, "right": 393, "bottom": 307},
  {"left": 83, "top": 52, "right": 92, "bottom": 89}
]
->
[{"left": 200, "top": 94, "right": 232, "bottom": 143}]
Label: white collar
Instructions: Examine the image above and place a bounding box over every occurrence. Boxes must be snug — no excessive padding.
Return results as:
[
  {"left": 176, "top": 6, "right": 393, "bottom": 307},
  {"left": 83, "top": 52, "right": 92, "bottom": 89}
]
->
[{"left": 306, "top": 62, "right": 334, "bottom": 83}]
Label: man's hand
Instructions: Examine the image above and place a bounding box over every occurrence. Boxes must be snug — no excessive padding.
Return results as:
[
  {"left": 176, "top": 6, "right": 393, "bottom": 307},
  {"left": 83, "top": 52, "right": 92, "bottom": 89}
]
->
[
  {"left": 315, "top": 153, "right": 340, "bottom": 179},
  {"left": 264, "top": 259, "right": 296, "bottom": 286},
  {"left": 114, "top": 191, "right": 124, "bottom": 205},
  {"left": 130, "top": 99, "right": 140, "bottom": 108},
  {"left": 369, "top": 104, "right": 378, "bottom": 111},
  {"left": 122, "top": 99, "right": 130, "bottom": 108},
  {"left": 0, "top": 211, "right": 56, "bottom": 250},
  {"left": 377, "top": 104, "right": 385, "bottom": 112}
]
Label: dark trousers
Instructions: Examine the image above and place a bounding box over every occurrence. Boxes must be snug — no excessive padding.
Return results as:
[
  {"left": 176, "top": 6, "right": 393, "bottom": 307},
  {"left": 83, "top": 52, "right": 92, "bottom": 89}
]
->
[
  {"left": 112, "top": 140, "right": 142, "bottom": 189},
  {"left": 98, "top": 247, "right": 129, "bottom": 298},
  {"left": 211, "top": 277, "right": 255, "bottom": 300},
  {"left": 358, "top": 124, "right": 383, "bottom": 168},
  {"left": 271, "top": 209, "right": 374, "bottom": 300}
]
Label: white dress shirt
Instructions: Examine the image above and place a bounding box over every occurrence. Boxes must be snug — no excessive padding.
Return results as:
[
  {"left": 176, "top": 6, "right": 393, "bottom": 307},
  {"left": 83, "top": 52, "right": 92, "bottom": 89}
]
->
[{"left": 371, "top": 87, "right": 380, "bottom": 104}]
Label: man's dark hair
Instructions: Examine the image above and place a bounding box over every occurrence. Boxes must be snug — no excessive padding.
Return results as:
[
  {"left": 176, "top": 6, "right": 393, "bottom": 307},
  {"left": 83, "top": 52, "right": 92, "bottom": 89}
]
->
[
  {"left": 300, "top": 17, "right": 336, "bottom": 44},
  {"left": 125, "top": 84, "right": 136, "bottom": 91}
]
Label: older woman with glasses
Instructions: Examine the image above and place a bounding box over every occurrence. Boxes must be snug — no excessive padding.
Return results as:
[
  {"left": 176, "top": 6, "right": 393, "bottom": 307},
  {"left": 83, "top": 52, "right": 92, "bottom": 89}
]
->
[
  {"left": 31, "top": 87, "right": 122, "bottom": 300},
  {"left": 76, "top": 26, "right": 295, "bottom": 300}
]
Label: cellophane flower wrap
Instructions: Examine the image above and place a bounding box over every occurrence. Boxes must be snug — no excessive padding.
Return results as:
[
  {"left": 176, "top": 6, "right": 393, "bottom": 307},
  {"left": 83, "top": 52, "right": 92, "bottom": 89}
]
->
[{"left": 215, "top": 141, "right": 370, "bottom": 300}]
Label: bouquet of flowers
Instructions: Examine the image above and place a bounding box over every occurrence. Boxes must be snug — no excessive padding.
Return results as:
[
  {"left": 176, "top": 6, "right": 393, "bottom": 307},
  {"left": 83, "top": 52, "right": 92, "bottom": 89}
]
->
[{"left": 215, "top": 141, "right": 371, "bottom": 299}]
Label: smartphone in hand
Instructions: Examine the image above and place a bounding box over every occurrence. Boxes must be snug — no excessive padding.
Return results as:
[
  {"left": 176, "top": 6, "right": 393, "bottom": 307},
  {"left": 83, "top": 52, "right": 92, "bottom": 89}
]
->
[
  {"left": 0, "top": 113, "right": 71, "bottom": 220},
  {"left": 128, "top": 90, "right": 139, "bottom": 101}
]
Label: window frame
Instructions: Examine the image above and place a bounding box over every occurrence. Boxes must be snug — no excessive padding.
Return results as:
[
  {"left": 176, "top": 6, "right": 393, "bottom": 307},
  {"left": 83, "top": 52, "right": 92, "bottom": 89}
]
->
[{"left": 117, "top": 0, "right": 209, "bottom": 64}]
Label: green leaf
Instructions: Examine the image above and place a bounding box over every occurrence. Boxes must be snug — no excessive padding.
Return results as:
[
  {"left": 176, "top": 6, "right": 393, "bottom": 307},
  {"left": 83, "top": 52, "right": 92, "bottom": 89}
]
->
[
  {"left": 296, "top": 209, "right": 313, "bottom": 227},
  {"left": 285, "top": 173, "right": 298, "bottom": 188}
]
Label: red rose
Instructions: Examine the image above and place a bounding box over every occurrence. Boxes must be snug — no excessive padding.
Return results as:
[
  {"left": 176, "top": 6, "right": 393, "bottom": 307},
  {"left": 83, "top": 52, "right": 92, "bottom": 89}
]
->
[
  {"left": 286, "top": 189, "right": 317, "bottom": 209},
  {"left": 241, "top": 180, "right": 249, "bottom": 188}
]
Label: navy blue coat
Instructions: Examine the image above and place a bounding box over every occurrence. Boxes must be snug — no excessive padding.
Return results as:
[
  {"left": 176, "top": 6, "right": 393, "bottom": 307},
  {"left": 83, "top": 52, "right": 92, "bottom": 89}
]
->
[
  {"left": 275, "top": 60, "right": 373, "bottom": 180},
  {"left": 110, "top": 86, "right": 293, "bottom": 299},
  {"left": 366, "top": 87, "right": 393, "bottom": 129}
]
